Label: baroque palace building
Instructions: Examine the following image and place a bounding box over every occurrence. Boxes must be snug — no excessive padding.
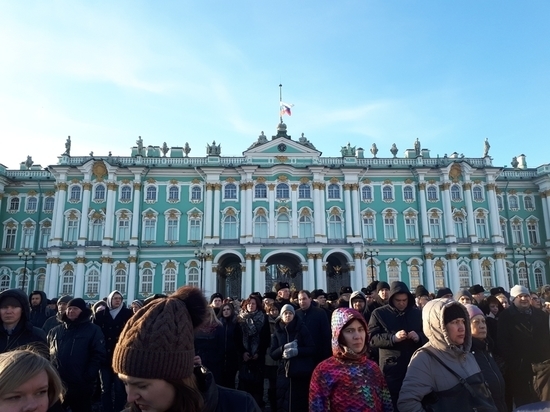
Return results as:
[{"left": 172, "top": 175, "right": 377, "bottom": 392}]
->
[{"left": 1, "top": 123, "right": 550, "bottom": 302}]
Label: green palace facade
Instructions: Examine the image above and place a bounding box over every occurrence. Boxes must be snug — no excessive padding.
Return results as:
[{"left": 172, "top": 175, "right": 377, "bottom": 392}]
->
[{"left": 1, "top": 123, "right": 550, "bottom": 302}]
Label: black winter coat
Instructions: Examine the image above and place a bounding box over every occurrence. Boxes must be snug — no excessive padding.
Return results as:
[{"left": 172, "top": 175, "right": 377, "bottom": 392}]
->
[
  {"left": 42, "top": 312, "right": 63, "bottom": 335},
  {"left": 195, "top": 324, "right": 224, "bottom": 384},
  {"left": 269, "top": 317, "right": 316, "bottom": 412},
  {"left": 219, "top": 316, "right": 242, "bottom": 388},
  {"left": 93, "top": 305, "right": 132, "bottom": 363},
  {"left": 368, "top": 281, "right": 425, "bottom": 402},
  {"left": 296, "top": 305, "right": 332, "bottom": 364},
  {"left": 471, "top": 337, "right": 507, "bottom": 412},
  {"left": 29, "top": 291, "right": 54, "bottom": 328},
  {"left": 48, "top": 310, "right": 106, "bottom": 387},
  {"left": 0, "top": 288, "right": 47, "bottom": 354}
]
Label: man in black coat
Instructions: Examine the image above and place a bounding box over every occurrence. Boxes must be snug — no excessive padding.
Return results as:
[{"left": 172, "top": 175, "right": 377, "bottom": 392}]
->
[
  {"left": 0, "top": 288, "right": 47, "bottom": 354},
  {"left": 497, "top": 285, "right": 550, "bottom": 409},
  {"left": 48, "top": 298, "right": 106, "bottom": 412},
  {"left": 93, "top": 290, "right": 133, "bottom": 412},
  {"left": 296, "top": 290, "right": 332, "bottom": 364},
  {"left": 368, "top": 281, "right": 391, "bottom": 313},
  {"left": 29, "top": 290, "right": 54, "bottom": 328},
  {"left": 368, "top": 281, "right": 425, "bottom": 411},
  {"left": 42, "top": 294, "right": 72, "bottom": 334}
]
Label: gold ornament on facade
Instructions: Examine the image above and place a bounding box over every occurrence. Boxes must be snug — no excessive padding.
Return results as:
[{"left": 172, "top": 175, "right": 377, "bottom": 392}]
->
[
  {"left": 330, "top": 207, "right": 340, "bottom": 215},
  {"left": 383, "top": 179, "right": 393, "bottom": 185},
  {"left": 58, "top": 183, "right": 68, "bottom": 191},
  {"left": 446, "top": 253, "right": 459, "bottom": 260},
  {"left": 107, "top": 182, "right": 118, "bottom": 191},
  {"left": 92, "top": 161, "right": 108, "bottom": 179},
  {"left": 23, "top": 221, "right": 34, "bottom": 228},
  {"left": 10, "top": 190, "right": 20, "bottom": 196},
  {"left": 481, "top": 259, "right": 491, "bottom": 268},
  {"left": 449, "top": 163, "right": 462, "bottom": 181},
  {"left": 70, "top": 178, "right": 79, "bottom": 184},
  {"left": 405, "top": 211, "right": 416, "bottom": 218},
  {"left": 189, "top": 178, "right": 200, "bottom": 184},
  {"left": 291, "top": 184, "right": 298, "bottom": 190},
  {"left": 115, "top": 262, "right": 126, "bottom": 270},
  {"left": 278, "top": 206, "right": 289, "bottom": 214},
  {"left": 63, "top": 263, "right": 74, "bottom": 271},
  {"left": 91, "top": 211, "right": 103, "bottom": 220},
  {"left": 226, "top": 208, "right": 235, "bottom": 216},
  {"left": 100, "top": 257, "right": 113, "bottom": 264},
  {"left": 256, "top": 177, "right": 266, "bottom": 183},
  {"left": 493, "top": 253, "right": 507, "bottom": 260},
  {"left": 473, "top": 179, "right": 482, "bottom": 185},
  {"left": 388, "top": 259, "right": 398, "bottom": 267},
  {"left": 169, "top": 179, "right": 179, "bottom": 185},
  {"left": 462, "top": 182, "right": 472, "bottom": 190},
  {"left": 74, "top": 257, "right": 86, "bottom": 264},
  {"left": 330, "top": 177, "right": 340, "bottom": 184},
  {"left": 300, "top": 177, "right": 310, "bottom": 184},
  {"left": 256, "top": 208, "right": 266, "bottom": 216},
  {"left": 82, "top": 182, "right": 92, "bottom": 190},
  {"left": 133, "top": 182, "right": 142, "bottom": 190},
  {"left": 260, "top": 265, "right": 266, "bottom": 272},
  {"left": 239, "top": 182, "right": 247, "bottom": 190},
  {"left": 418, "top": 183, "right": 426, "bottom": 190},
  {"left": 343, "top": 183, "right": 352, "bottom": 190},
  {"left": 430, "top": 210, "right": 439, "bottom": 218},
  {"left": 144, "top": 211, "right": 155, "bottom": 219},
  {"left": 470, "top": 253, "right": 481, "bottom": 259},
  {"left": 385, "top": 210, "right": 395, "bottom": 218},
  {"left": 509, "top": 189, "right": 517, "bottom": 195},
  {"left": 245, "top": 253, "right": 254, "bottom": 260},
  {"left": 424, "top": 253, "right": 434, "bottom": 260},
  {"left": 68, "top": 211, "right": 78, "bottom": 220},
  {"left": 486, "top": 183, "right": 496, "bottom": 191},
  {"left": 275, "top": 156, "right": 288, "bottom": 163},
  {"left": 268, "top": 183, "right": 276, "bottom": 190},
  {"left": 411, "top": 258, "right": 420, "bottom": 265},
  {"left": 362, "top": 178, "right": 372, "bottom": 184},
  {"left": 213, "top": 183, "right": 222, "bottom": 190},
  {"left": 440, "top": 182, "right": 451, "bottom": 190},
  {"left": 128, "top": 256, "right": 137, "bottom": 263},
  {"left": 363, "top": 211, "right": 374, "bottom": 218},
  {"left": 143, "top": 262, "right": 152, "bottom": 268},
  {"left": 351, "top": 183, "right": 359, "bottom": 190},
  {"left": 524, "top": 189, "right": 533, "bottom": 194},
  {"left": 278, "top": 175, "right": 288, "bottom": 182},
  {"left": 147, "top": 178, "right": 156, "bottom": 184},
  {"left": 120, "top": 179, "right": 130, "bottom": 184},
  {"left": 165, "top": 261, "right": 176, "bottom": 269},
  {"left": 403, "top": 178, "right": 413, "bottom": 185},
  {"left": 300, "top": 209, "right": 311, "bottom": 216}
]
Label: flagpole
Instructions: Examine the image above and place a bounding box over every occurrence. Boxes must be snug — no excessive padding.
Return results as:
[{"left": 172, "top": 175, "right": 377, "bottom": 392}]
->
[{"left": 279, "top": 83, "right": 283, "bottom": 123}]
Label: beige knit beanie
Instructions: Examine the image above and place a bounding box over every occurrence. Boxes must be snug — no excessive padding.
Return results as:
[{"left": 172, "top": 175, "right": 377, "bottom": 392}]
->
[{"left": 112, "top": 286, "right": 207, "bottom": 380}]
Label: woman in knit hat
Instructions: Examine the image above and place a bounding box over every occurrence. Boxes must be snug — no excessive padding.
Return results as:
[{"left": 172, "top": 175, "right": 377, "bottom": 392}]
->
[
  {"left": 398, "top": 299, "right": 498, "bottom": 412},
  {"left": 269, "top": 303, "right": 315, "bottom": 412},
  {"left": 112, "top": 286, "right": 260, "bottom": 412},
  {"left": 309, "top": 307, "right": 393, "bottom": 412}
]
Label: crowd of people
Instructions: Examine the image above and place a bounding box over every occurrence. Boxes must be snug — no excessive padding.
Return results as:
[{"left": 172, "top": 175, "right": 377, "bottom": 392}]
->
[{"left": 1, "top": 280, "right": 550, "bottom": 412}]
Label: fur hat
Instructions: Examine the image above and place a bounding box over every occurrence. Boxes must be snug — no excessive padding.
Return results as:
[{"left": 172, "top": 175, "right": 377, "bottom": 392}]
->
[
  {"left": 436, "top": 287, "right": 453, "bottom": 299},
  {"left": 340, "top": 286, "right": 353, "bottom": 295},
  {"left": 377, "top": 281, "right": 391, "bottom": 292},
  {"left": 490, "top": 286, "right": 506, "bottom": 296},
  {"left": 275, "top": 282, "right": 290, "bottom": 292},
  {"left": 311, "top": 289, "right": 326, "bottom": 299},
  {"left": 469, "top": 284, "right": 485, "bottom": 295},
  {"left": 263, "top": 292, "right": 277, "bottom": 300},
  {"left": 210, "top": 292, "right": 223, "bottom": 303},
  {"left": 112, "top": 286, "right": 207, "bottom": 380},
  {"left": 510, "top": 285, "right": 530, "bottom": 301}
]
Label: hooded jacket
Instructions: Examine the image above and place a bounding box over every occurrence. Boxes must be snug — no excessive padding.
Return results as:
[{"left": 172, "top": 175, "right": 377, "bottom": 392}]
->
[
  {"left": 93, "top": 290, "right": 133, "bottom": 363},
  {"left": 0, "top": 288, "right": 47, "bottom": 354},
  {"left": 397, "top": 298, "right": 483, "bottom": 412},
  {"left": 48, "top": 308, "right": 106, "bottom": 387},
  {"left": 349, "top": 290, "right": 372, "bottom": 320},
  {"left": 309, "top": 308, "right": 393, "bottom": 412},
  {"left": 368, "top": 281, "right": 425, "bottom": 407},
  {"left": 29, "top": 290, "right": 54, "bottom": 328}
]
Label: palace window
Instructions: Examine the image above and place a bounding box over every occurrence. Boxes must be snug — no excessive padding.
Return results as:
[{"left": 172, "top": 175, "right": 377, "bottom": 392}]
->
[
  {"left": 383, "top": 213, "right": 397, "bottom": 241},
  {"left": 146, "top": 186, "right": 157, "bottom": 202},
  {"left": 222, "top": 215, "right": 238, "bottom": 239},
  {"left": 85, "top": 269, "right": 100, "bottom": 297},
  {"left": 26, "top": 197, "right": 37, "bottom": 212},
  {"left": 382, "top": 186, "right": 393, "bottom": 202},
  {"left": 191, "top": 186, "right": 202, "bottom": 201},
  {"left": 524, "top": 195, "right": 534, "bottom": 210},
  {"left": 276, "top": 214, "right": 290, "bottom": 238},
  {"left": 140, "top": 268, "right": 153, "bottom": 295},
  {"left": 143, "top": 215, "right": 157, "bottom": 243},
  {"left": 60, "top": 270, "right": 74, "bottom": 295},
  {"left": 362, "top": 215, "right": 376, "bottom": 240},
  {"left": 187, "top": 267, "right": 199, "bottom": 288},
  {"left": 527, "top": 220, "right": 540, "bottom": 245},
  {"left": 120, "top": 185, "right": 132, "bottom": 202},
  {"left": 163, "top": 268, "right": 176, "bottom": 295},
  {"left": 328, "top": 214, "right": 343, "bottom": 239},
  {"left": 496, "top": 195, "right": 503, "bottom": 211},
  {"left": 39, "top": 223, "right": 51, "bottom": 249},
  {"left": 21, "top": 223, "right": 35, "bottom": 250},
  {"left": 254, "top": 215, "right": 268, "bottom": 238},
  {"left": 69, "top": 186, "right": 81, "bottom": 202},
  {"left": 9, "top": 197, "right": 20, "bottom": 212},
  {"left": 472, "top": 186, "right": 484, "bottom": 202},
  {"left": 509, "top": 195, "right": 519, "bottom": 210},
  {"left": 298, "top": 184, "right": 311, "bottom": 199},
  {"left": 94, "top": 184, "right": 106, "bottom": 202},
  {"left": 511, "top": 220, "right": 523, "bottom": 245},
  {"left": 168, "top": 186, "right": 180, "bottom": 202},
  {"left": 451, "top": 184, "right": 462, "bottom": 201},
  {"left": 255, "top": 184, "right": 267, "bottom": 199},
  {"left": 276, "top": 183, "right": 290, "bottom": 199},
  {"left": 362, "top": 186, "right": 373, "bottom": 202},
  {"left": 114, "top": 269, "right": 127, "bottom": 294},
  {"left": 404, "top": 215, "right": 417, "bottom": 241},
  {"left": 224, "top": 183, "right": 237, "bottom": 200},
  {"left": 328, "top": 184, "right": 340, "bottom": 200},
  {"left": 475, "top": 213, "right": 488, "bottom": 240},
  {"left": 0, "top": 274, "right": 10, "bottom": 292},
  {"left": 427, "top": 186, "right": 438, "bottom": 202},
  {"left": 403, "top": 186, "right": 414, "bottom": 202},
  {"left": 189, "top": 218, "right": 202, "bottom": 242},
  {"left": 454, "top": 215, "right": 466, "bottom": 240},
  {"left": 44, "top": 196, "right": 55, "bottom": 212},
  {"left": 459, "top": 264, "right": 470, "bottom": 288},
  {"left": 299, "top": 215, "right": 313, "bottom": 238}
]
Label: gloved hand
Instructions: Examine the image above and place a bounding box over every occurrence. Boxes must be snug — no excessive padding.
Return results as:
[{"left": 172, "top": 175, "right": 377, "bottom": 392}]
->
[
  {"left": 283, "top": 340, "right": 298, "bottom": 350},
  {"left": 282, "top": 348, "right": 298, "bottom": 359}
]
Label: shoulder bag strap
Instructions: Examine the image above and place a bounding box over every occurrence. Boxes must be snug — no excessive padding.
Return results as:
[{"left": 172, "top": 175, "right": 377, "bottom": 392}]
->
[{"left": 420, "top": 347, "right": 477, "bottom": 398}]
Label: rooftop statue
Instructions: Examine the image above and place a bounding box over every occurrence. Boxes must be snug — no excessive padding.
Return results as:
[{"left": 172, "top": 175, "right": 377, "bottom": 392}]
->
[
  {"left": 63, "top": 136, "right": 71, "bottom": 156},
  {"left": 370, "top": 143, "right": 378, "bottom": 158},
  {"left": 136, "top": 136, "right": 144, "bottom": 156},
  {"left": 390, "top": 143, "right": 398, "bottom": 158},
  {"left": 340, "top": 142, "right": 356, "bottom": 157},
  {"left": 207, "top": 140, "right": 221, "bottom": 156},
  {"left": 25, "top": 156, "right": 33, "bottom": 169},
  {"left": 484, "top": 138, "right": 490, "bottom": 157},
  {"left": 298, "top": 133, "right": 316, "bottom": 150},
  {"left": 414, "top": 138, "right": 421, "bottom": 156},
  {"left": 183, "top": 142, "right": 191, "bottom": 157}
]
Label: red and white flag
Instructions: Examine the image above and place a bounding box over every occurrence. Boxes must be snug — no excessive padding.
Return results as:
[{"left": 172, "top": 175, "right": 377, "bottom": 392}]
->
[{"left": 280, "top": 102, "right": 294, "bottom": 116}]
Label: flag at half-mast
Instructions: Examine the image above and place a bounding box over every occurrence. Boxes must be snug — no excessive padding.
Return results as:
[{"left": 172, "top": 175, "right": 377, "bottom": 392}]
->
[{"left": 280, "top": 102, "right": 294, "bottom": 116}]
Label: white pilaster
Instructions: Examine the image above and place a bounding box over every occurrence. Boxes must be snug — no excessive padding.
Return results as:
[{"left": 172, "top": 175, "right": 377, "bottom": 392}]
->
[
  {"left": 291, "top": 185, "right": 298, "bottom": 238},
  {"left": 424, "top": 253, "right": 435, "bottom": 293},
  {"left": 103, "top": 183, "right": 117, "bottom": 247},
  {"left": 351, "top": 184, "right": 361, "bottom": 239},
  {"left": 205, "top": 258, "right": 214, "bottom": 298},
  {"left": 471, "top": 252, "right": 482, "bottom": 286},
  {"left": 344, "top": 184, "right": 353, "bottom": 241},
  {"left": 100, "top": 253, "right": 112, "bottom": 298},
  {"left": 240, "top": 183, "right": 247, "bottom": 242},
  {"left": 486, "top": 184, "right": 502, "bottom": 242},
  {"left": 307, "top": 253, "right": 316, "bottom": 290},
  {"left": 313, "top": 183, "right": 322, "bottom": 241},
  {"left": 440, "top": 182, "right": 456, "bottom": 242},
  {"left": 254, "top": 257, "right": 263, "bottom": 294},
  {"left": 268, "top": 184, "right": 276, "bottom": 237},
  {"left": 52, "top": 184, "right": 68, "bottom": 245},
  {"left": 130, "top": 183, "right": 141, "bottom": 246},
  {"left": 464, "top": 183, "right": 478, "bottom": 242},
  {"left": 353, "top": 253, "right": 362, "bottom": 291},
  {"left": 127, "top": 253, "right": 138, "bottom": 303},
  {"left": 418, "top": 182, "right": 430, "bottom": 244},
  {"left": 78, "top": 183, "right": 91, "bottom": 246},
  {"left": 315, "top": 255, "right": 325, "bottom": 291},
  {"left": 212, "top": 185, "right": 221, "bottom": 241}
]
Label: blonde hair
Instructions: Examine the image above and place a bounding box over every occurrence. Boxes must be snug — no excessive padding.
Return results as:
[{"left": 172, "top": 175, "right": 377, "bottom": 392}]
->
[{"left": 0, "top": 349, "right": 64, "bottom": 407}]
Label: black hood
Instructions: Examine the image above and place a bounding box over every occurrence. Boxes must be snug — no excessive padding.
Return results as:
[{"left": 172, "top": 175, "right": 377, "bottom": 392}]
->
[
  {"left": 29, "top": 290, "right": 48, "bottom": 311},
  {"left": 62, "top": 307, "right": 92, "bottom": 327},
  {"left": 0, "top": 288, "right": 30, "bottom": 322},
  {"left": 388, "top": 281, "right": 415, "bottom": 310}
]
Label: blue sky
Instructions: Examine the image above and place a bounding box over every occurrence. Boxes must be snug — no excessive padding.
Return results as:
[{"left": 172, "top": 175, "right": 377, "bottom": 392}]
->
[{"left": 0, "top": 1, "right": 548, "bottom": 170}]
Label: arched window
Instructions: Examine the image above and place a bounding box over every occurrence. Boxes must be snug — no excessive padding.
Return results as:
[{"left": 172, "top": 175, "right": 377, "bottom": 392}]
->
[
  {"left": 9, "top": 197, "right": 20, "bottom": 211},
  {"left": 362, "top": 214, "right": 375, "bottom": 240},
  {"left": 534, "top": 266, "right": 544, "bottom": 289},
  {"left": 223, "top": 215, "right": 238, "bottom": 239},
  {"left": 17, "top": 274, "right": 29, "bottom": 293},
  {"left": 328, "top": 215, "right": 343, "bottom": 239},
  {"left": 187, "top": 267, "right": 199, "bottom": 288},
  {"left": 362, "top": 186, "right": 373, "bottom": 201},
  {"left": 0, "top": 274, "right": 10, "bottom": 292},
  {"left": 298, "top": 184, "right": 311, "bottom": 199},
  {"left": 429, "top": 212, "right": 442, "bottom": 239},
  {"left": 276, "top": 214, "right": 290, "bottom": 238},
  {"left": 114, "top": 269, "right": 127, "bottom": 294},
  {"left": 191, "top": 186, "right": 202, "bottom": 201},
  {"left": 94, "top": 184, "right": 106, "bottom": 202},
  {"left": 404, "top": 214, "right": 417, "bottom": 240},
  {"left": 254, "top": 215, "right": 268, "bottom": 238},
  {"left": 409, "top": 265, "right": 420, "bottom": 288},
  {"left": 146, "top": 186, "right": 157, "bottom": 201},
  {"left": 475, "top": 212, "right": 488, "bottom": 240},
  {"left": 524, "top": 195, "right": 534, "bottom": 210},
  {"left": 120, "top": 186, "right": 132, "bottom": 202},
  {"left": 382, "top": 186, "right": 393, "bottom": 201},
  {"left": 44, "top": 196, "right": 55, "bottom": 212},
  {"left": 434, "top": 261, "right": 445, "bottom": 288},
  {"left": 518, "top": 265, "right": 528, "bottom": 288},
  {"left": 481, "top": 261, "right": 492, "bottom": 289},
  {"left": 454, "top": 215, "right": 466, "bottom": 240},
  {"left": 496, "top": 195, "right": 503, "bottom": 210},
  {"left": 276, "top": 183, "right": 289, "bottom": 199},
  {"left": 70, "top": 186, "right": 81, "bottom": 202},
  {"left": 163, "top": 268, "right": 176, "bottom": 294},
  {"left": 168, "top": 186, "right": 179, "bottom": 201},
  {"left": 60, "top": 270, "right": 74, "bottom": 295},
  {"left": 383, "top": 212, "right": 397, "bottom": 241},
  {"left": 387, "top": 263, "right": 400, "bottom": 284},
  {"left": 511, "top": 219, "right": 523, "bottom": 244},
  {"left": 299, "top": 215, "right": 313, "bottom": 238},
  {"left": 328, "top": 184, "right": 340, "bottom": 199},
  {"left": 427, "top": 186, "right": 438, "bottom": 201},
  {"left": 140, "top": 268, "right": 153, "bottom": 295},
  {"left": 89, "top": 216, "right": 104, "bottom": 241},
  {"left": 472, "top": 186, "right": 484, "bottom": 201},
  {"left": 528, "top": 219, "right": 540, "bottom": 245},
  {"left": 451, "top": 184, "right": 462, "bottom": 201},
  {"left": 509, "top": 195, "right": 519, "bottom": 210},
  {"left": 143, "top": 216, "right": 157, "bottom": 242},
  {"left": 189, "top": 218, "right": 202, "bottom": 241},
  {"left": 21, "top": 223, "right": 35, "bottom": 249},
  {"left": 35, "top": 272, "right": 46, "bottom": 291},
  {"left": 26, "top": 197, "right": 37, "bottom": 212},
  {"left": 255, "top": 184, "right": 267, "bottom": 199},
  {"left": 403, "top": 186, "right": 414, "bottom": 202},
  {"left": 86, "top": 269, "right": 100, "bottom": 297},
  {"left": 166, "top": 216, "right": 179, "bottom": 242},
  {"left": 224, "top": 183, "right": 237, "bottom": 199},
  {"left": 459, "top": 264, "right": 470, "bottom": 288}
]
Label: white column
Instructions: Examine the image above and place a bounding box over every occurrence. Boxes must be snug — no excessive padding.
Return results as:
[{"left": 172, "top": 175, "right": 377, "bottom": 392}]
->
[
  {"left": 204, "top": 184, "right": 213, "bottom": 240},
  {"left": 254, "top": 256, "right": 263, "bottom": 294},
  {"left": 100, "top": 256, "right": 112, "bottom": 298},
  {"left": 315, "top": 255, "right": 326, "bottom": 291},
  {"left": 291, "top": 185, "right": 298, "bottom": 238},
  {"left": 212, "top": 185, "right": 221, "bottom": 241},
  {"left": 246, "top": 183, "right": 253, "bottom": 240},
  {"left": 320, "top": 184, "right": 327, "bottom": 237},
  {"left": 241, "top": 262, "right": 249, "bottom": 298},
  {"left": 127, "top": 254, "right": 137, "bottom": 303},
  {"left": 307, "top": 253, "right": 316, "bottom": 290},
  {"left": 239, "top": 183, "right": 247, "bottom": 242},
  {"left": 47, "top": 259, "right": 60, "bottom": 297},
  {"left": 353, "top": 253, "right": 362, "bottom": 290},
  {"left": 103, "top": 183, "right": 117, "bottom": 247},
  {"left": 495, "top": 253, "right": 508, "bottom": 289},
  {"left": 313, "top": 183, "right": 322, "bottom": 240},
  {"left": 268, "top": 184, "right": 276, "bottom": 237},
  {"left": 448, "top": 253, "right": 459, "bottom": 293},
  {"left": 205, "top": 258, "right": 214, "bottom": 298},
  {"left": 486, "top": 184, "right": 501, "bottom": 242},
  {"left": 0, "top": 191, "right": 4, "bottom": 214},
  {"left": 440, "top": 182, "right": 456, "bottom": 242},
  {"left": 246, "top": 255, "right": 253, "bottom": 294},
  {"left": 78, "top": 183, "right": 92, "bottom": 246},
  {"left": 463, "top": 183, "right": 478, "bottom": 241},
  {"left": 344, "top": 184, "right": 353, "bottom": 241},
  {"left": 130, "top": 182, "right": 141, "bottom": 247},
  {"left": 74, "top": 256, "right": 86, "bottom": 298},
  {"left": 351, "top": 184, "right": 361, "bottom": 239},
  {"left": 539, "top": 193, "right": 550, "bottom": 247},
  {"left": 52, "top": 183, "right": 68, "bottom": 245},
  {"left": 418, "top": 182, "right": 430, "bottom": 243},
  {"left": 471, "top": 252, "right": 482, "bottom": 285},
  {"left": 424, "top": 253, "right": 435, "bottom": 293}
]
